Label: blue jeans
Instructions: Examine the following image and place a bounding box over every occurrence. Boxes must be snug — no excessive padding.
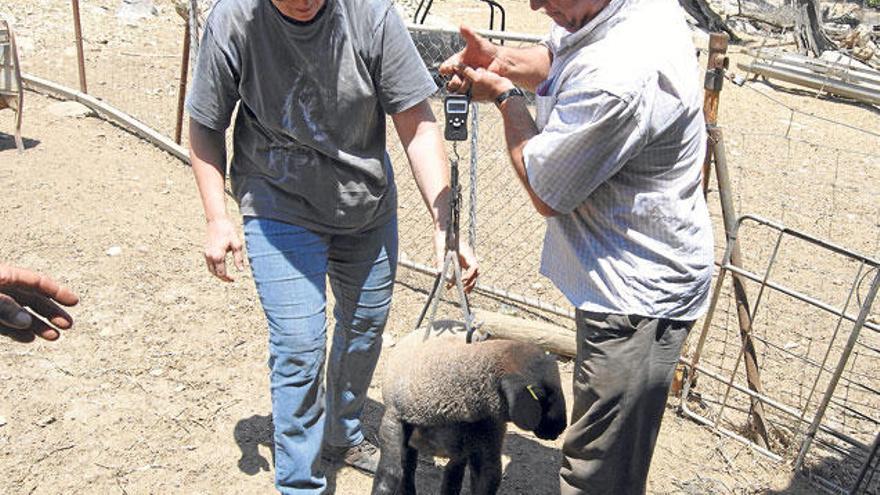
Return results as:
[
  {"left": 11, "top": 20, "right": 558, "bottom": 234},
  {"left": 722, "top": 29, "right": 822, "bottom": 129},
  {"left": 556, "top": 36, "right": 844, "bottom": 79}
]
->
[{"left": 243, "top": 216, "right": 398, "bottom": 494}]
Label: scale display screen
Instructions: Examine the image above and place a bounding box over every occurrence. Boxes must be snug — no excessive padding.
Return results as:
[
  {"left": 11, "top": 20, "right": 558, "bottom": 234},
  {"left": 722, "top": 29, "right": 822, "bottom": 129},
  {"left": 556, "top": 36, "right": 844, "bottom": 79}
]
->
[{"left": 446, "top": 100, "right": 468, "bottom": 113}]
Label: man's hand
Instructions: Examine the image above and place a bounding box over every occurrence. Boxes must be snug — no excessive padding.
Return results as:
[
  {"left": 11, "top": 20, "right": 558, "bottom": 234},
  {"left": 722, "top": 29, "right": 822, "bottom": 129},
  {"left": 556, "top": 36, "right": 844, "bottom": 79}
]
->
[
  {"left": 440, "top": 26, "right": 503, "bottom": 75},
  {"left": 0, "top": 264, "right": 79, "bottom": 341},
  {"left": 440, "top": 26, "right": 506, "bottom": 97},
  {"left": 204, "top": 217, "right": 245, "bottom": 282},
  {"left": 447, "top": 65, "right": 515, "bottom": 103},
  {"left": 433, "top": 228, "right": 479, "bottom": 294}
]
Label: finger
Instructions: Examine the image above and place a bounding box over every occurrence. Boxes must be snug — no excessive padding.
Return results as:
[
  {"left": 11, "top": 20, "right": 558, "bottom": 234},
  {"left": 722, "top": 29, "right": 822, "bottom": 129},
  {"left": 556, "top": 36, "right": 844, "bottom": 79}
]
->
[
  {"left": 458, "top": 65, "right": 481, "bottom": 83},
  {"left": 438, "top": 52, "right": 461, "bottom": 76},
  {"left": 0, "top": 294, "right": 33, "bottom": 329},
  {"left": 5, "top": 306, "right": 61, "bottom": 341},
  {"left": 233, "top": 243, "right": 245, "bottom": 272},
  {"left": 445, "top": 74, "right": 466, "bottom": 93},
  {"left": 31, "top": 318, "right": 60, "bottom": 341},
  {"left": 459, "top": 25, "right": 481, "bottom": 47},
  {"left": 214, "top": 259, "right": 232, "bottom": 282},
  {"left": 461, "top": 259, "right": 478, "bottom": 293},
  {"left": 464, "top": 267, "right": 479, "bottom": 293},
  {"left": 5, "top": 289, "right": 74, "bottom": 329},
  {"left": 205, "top": 255, "right": 217, "bottom": 275},
  {"left": 0, "top": 266, "right": 79, "bottom": 306}
]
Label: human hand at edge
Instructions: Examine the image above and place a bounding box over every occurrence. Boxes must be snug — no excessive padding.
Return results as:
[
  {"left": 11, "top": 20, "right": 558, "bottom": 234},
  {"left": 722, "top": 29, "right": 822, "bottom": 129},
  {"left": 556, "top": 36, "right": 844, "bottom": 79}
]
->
[
  {"left": 204, "top": 217, "right": 245, "bottom": 282},
  {"left": 0, "top": 264, "right": 79, "bottom": 341}
]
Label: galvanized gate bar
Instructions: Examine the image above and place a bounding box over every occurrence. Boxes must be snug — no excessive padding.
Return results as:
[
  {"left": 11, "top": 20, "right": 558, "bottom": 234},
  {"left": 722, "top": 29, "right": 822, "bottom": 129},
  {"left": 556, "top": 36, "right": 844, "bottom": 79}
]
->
[{"left": 794, "top": 270, "right": 880, "bottom": 470}]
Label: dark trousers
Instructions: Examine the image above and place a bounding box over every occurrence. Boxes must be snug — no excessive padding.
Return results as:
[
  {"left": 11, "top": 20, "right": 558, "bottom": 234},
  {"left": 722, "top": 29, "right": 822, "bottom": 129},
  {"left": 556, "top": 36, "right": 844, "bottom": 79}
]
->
[{"left": 560, "top": 311, "right": 692, "bottom": 495}]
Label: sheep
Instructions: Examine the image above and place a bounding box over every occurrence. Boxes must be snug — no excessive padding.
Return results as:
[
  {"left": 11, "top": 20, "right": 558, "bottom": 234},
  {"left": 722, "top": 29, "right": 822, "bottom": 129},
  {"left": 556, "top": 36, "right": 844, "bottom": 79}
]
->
[{"left": 371, "top": 325, "right": 567, "bottom": 495}]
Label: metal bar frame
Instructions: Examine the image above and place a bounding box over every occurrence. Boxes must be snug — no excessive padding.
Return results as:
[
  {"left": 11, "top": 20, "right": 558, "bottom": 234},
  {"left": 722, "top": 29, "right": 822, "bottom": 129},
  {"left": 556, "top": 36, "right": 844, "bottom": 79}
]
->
[{"left": 680, "top": 214, "right": 880, "bottom": 487}]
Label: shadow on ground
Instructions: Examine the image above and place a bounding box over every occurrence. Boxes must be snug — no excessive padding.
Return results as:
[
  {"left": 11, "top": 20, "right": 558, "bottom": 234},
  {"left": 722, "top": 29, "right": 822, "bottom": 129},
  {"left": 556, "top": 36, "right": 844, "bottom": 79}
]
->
[
  {"left": 0, "top": 132, "right": 39, "bottom": 151},
  {"left": 233, "top": 397, "right": 563, "bottom": 494}
]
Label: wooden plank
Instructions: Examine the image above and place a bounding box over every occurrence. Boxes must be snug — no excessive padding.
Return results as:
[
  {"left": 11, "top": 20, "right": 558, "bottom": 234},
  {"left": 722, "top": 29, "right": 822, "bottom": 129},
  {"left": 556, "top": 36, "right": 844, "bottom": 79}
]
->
[{"left": 20, "top": 73, "right": 190, "bottom": 163}]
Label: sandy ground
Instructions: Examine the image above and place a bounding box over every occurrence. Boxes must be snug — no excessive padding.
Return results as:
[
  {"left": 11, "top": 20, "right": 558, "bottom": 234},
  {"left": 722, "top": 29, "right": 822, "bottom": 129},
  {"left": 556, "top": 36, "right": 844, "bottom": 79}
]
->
[{"left": 1, "top": 0, "right": 878, "bottom": 494}]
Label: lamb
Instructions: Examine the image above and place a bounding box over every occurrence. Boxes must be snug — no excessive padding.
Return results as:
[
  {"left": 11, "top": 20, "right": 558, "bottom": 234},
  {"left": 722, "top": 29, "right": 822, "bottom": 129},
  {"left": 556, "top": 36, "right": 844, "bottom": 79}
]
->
[{"left": 371, "top": 326, "right": 567, "bottom": 495}]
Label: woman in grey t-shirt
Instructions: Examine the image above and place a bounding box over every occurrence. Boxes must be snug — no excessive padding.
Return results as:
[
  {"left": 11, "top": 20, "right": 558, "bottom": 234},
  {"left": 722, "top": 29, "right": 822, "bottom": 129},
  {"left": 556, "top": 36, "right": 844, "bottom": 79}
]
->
[{"left": 186, "top": 0, "right": 477, "bottom": 492}]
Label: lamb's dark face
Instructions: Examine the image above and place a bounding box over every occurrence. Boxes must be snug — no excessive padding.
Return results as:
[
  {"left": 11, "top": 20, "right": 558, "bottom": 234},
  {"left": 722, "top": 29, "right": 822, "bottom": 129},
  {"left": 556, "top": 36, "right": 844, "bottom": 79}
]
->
[
  {"left": 533, "top": 384, "right": 567, "bottom": 440},
  {"left": 500, "top": 362, "right": 567, "bottom": 440}
]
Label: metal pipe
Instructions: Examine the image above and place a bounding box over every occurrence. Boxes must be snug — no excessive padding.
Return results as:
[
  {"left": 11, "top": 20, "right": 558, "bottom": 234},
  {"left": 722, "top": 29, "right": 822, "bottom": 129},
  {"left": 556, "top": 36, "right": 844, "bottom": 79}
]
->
[
  {"left": 680, "top": 358, "right": 871, "bottom": 453},
  {"left": 720, "top": 264, "right": 880, "bottom": 333},
  {"left": 737, "top": 214, "right": 880, "bottom": 267},
  {"left": 406, "top": 23, "right": 542, "bottom": 44},
  {"left": 738, "top": 61, "right": 880, "bottom": 105},
  {"left": 796, "top": 261, "right": 866, "bottom": 438},
  {"left": 710, "top": 125, "right": 771, "bottom": 447},
  {"left": 851, "top": 433, "right": 879, "bottom": 495},
  {"left": 398, "top": 258, "right": 576, "bottom": 319},
  {"left": 794, "top": 270, "right": 880, "bottom": 470},
  {"left": 715, "top": 229, "right": 784, "bottom": 428},
  {"left": 71, "top": 0, "right": 87, "bottom": 93}
]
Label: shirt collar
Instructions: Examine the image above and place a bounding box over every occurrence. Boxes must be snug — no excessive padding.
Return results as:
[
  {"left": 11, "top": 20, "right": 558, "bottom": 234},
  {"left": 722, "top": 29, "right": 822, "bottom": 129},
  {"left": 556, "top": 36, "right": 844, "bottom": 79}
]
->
[{"left": 549, "top": 0, "right": 631, "bottom": 56}]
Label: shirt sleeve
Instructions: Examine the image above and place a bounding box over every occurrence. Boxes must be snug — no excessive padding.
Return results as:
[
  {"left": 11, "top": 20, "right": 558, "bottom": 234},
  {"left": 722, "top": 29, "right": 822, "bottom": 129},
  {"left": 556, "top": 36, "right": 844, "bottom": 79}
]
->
[
  {"left": 370, "top": 7, "right": 438, "bottom": 115},
  {"left": 523, "top": 88, "right": 646, "bottom": 214},
  {"left": 185, "top": 26, "right": 241, "bottom": 131}
]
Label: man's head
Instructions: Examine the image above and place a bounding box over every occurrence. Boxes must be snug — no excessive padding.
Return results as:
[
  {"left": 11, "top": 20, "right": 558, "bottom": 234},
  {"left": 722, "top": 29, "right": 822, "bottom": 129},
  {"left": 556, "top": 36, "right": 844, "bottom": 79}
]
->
[
  {"left": 529, "top": 0, "right": 611, "bottom": 32},
  {"left": 271, "top": 0, "right": 325, "bottom": 22}
]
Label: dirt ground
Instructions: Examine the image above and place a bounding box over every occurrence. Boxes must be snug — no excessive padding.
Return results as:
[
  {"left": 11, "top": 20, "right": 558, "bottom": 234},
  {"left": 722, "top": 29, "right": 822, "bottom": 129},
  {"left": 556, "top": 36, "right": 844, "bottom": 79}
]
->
[
  {"left": 1, "top": 0, "right": 877, "bottom": 494},
  {"left": 1, "top": 94, "right": 819, "bottom": 495}
]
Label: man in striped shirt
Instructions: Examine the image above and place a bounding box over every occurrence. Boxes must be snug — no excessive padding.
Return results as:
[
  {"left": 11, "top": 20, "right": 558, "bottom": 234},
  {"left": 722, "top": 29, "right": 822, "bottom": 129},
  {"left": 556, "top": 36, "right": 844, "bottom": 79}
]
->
[{"left": 441, "top": 0, "right": 714, "bottom": 492}]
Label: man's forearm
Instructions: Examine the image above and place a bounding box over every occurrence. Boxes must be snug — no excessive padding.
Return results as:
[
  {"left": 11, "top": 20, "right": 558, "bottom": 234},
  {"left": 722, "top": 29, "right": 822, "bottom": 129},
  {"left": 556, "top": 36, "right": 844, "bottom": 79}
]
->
[
  {"left": 188, "top": 119, "right": 230, "bottom": 223},
  {"left": 498, "top": 98, "right": 558, "bottom": 217},
  {"left": 494, "top": 45, "right": 552, "bottom": 93}
]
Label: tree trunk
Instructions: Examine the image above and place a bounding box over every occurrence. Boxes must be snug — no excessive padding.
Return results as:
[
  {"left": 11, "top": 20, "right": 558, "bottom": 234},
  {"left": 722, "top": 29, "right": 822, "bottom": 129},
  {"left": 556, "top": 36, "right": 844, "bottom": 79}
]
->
[
  {"left": 793, "top": 0, "right": 836, "bottom": 56},
  {"left": 678, "top": 0, "right": 741, "bottom": 42}
]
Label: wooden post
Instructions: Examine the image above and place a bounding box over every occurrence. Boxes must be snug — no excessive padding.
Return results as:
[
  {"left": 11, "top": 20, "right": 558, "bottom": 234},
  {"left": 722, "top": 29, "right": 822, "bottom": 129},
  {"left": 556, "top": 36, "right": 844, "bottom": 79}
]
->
[
  {"left": 691, "top": 32, "right": 771, "bottom": 448},
  {"left": 71, "top": 0, "right": 87, "bottom": 93},
  {"left": 676, "top": 31, "right": 730, "bottom": 397},
  {"left": 174, "top": 21, "right": 191, "bottom": 145},
  {"left": 701, "top": 32, "right": 728, "bottom": 197}
]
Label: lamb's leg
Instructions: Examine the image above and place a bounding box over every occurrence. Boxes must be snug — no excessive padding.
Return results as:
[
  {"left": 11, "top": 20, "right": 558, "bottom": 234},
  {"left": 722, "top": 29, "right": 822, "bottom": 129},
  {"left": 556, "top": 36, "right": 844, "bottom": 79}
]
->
[
  {"left": 372, "top": 409, "right": 414, "bottom": 495},
  {"left": 440, "top": 457, "right": 466, "bottom": 495},
  {"left": 468, "top": 423, "right": 505, "bottom": 495},
  {"left": 468, "top": 450, "right": 502, "bottom": 495},
  {"left": 401, "top": 423, "right": 418, "bottom": 495}
]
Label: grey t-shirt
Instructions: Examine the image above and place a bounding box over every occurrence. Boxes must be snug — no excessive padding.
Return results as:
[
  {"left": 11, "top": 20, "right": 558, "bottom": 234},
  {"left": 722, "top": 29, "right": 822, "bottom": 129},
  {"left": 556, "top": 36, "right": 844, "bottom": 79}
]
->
[{"left": 186, "top": 0, "right": 437, "bottom": 234}]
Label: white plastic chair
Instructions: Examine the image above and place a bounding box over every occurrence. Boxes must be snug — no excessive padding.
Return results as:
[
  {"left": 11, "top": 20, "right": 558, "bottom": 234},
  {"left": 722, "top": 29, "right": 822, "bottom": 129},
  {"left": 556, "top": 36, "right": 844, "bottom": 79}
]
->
[{"left": 0, "top": 17, "right": 24, "bottom": 152}]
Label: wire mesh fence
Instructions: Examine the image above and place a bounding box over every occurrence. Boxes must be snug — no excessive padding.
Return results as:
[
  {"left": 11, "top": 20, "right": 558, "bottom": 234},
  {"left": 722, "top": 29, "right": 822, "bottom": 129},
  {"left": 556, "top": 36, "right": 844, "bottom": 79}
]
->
[
  {"left": 3, "top": 0, "right": 878, "bottom": 492},
  {"left": 678, "top": 45, "right": 880, "bottom": 493}
]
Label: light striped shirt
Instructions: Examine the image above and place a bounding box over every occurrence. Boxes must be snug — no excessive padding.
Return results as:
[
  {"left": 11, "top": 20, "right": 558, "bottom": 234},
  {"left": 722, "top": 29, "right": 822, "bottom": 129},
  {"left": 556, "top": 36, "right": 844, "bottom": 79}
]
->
[{"left": 523, "top": 0, "right": 714, "bottom": 320}]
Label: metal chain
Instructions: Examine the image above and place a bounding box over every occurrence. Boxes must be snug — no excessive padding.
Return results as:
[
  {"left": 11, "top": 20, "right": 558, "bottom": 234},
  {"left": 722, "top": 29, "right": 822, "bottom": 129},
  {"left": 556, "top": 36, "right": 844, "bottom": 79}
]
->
[{"left": 469, "top": 103, "right": 478, "bottom": 251}]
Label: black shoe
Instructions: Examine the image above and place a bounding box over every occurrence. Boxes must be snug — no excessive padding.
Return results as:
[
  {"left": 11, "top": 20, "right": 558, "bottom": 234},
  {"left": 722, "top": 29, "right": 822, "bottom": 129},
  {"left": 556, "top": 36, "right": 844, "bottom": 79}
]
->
[{"left": 322, "top": 439, "right": 380, "bottom": 475}]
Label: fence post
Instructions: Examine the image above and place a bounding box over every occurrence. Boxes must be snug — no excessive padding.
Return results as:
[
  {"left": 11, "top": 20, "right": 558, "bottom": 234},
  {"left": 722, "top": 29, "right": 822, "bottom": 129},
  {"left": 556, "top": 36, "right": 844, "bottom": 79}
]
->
[
  {"left": 71, "top": 0, "right": 87, "bottom": 93},
  {"left": 175, "top": 15, "right": 191, "bottom": 145},
  {"left": 696, "top": 31, "right": 772, "bottom": 449},
  {"left": 701, "top": 32, "right": 727, "bottom": 197}
]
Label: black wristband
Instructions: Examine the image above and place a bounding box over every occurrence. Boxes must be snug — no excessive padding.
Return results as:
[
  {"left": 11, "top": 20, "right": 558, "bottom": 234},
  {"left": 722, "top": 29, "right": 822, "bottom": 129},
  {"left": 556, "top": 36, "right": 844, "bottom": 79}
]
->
[{"left": 495, "top": 87, "right": 525, "bottom": 108}]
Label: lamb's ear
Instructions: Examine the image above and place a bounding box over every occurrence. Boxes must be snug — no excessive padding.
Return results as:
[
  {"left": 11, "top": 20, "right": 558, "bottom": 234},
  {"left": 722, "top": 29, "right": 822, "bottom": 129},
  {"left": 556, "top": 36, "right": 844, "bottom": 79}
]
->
[{"left": 500, "top": 374, "right": 543, "bottom": 431}]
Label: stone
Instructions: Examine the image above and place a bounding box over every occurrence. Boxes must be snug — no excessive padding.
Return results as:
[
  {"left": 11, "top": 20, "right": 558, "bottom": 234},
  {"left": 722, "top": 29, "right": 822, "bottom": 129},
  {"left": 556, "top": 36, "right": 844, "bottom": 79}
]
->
[
  {"left": 47, "top": 101, "right": 94, "bottom": 119},
  {"left": 116, "top": 0, "right": 159, "bottom": 25}
]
